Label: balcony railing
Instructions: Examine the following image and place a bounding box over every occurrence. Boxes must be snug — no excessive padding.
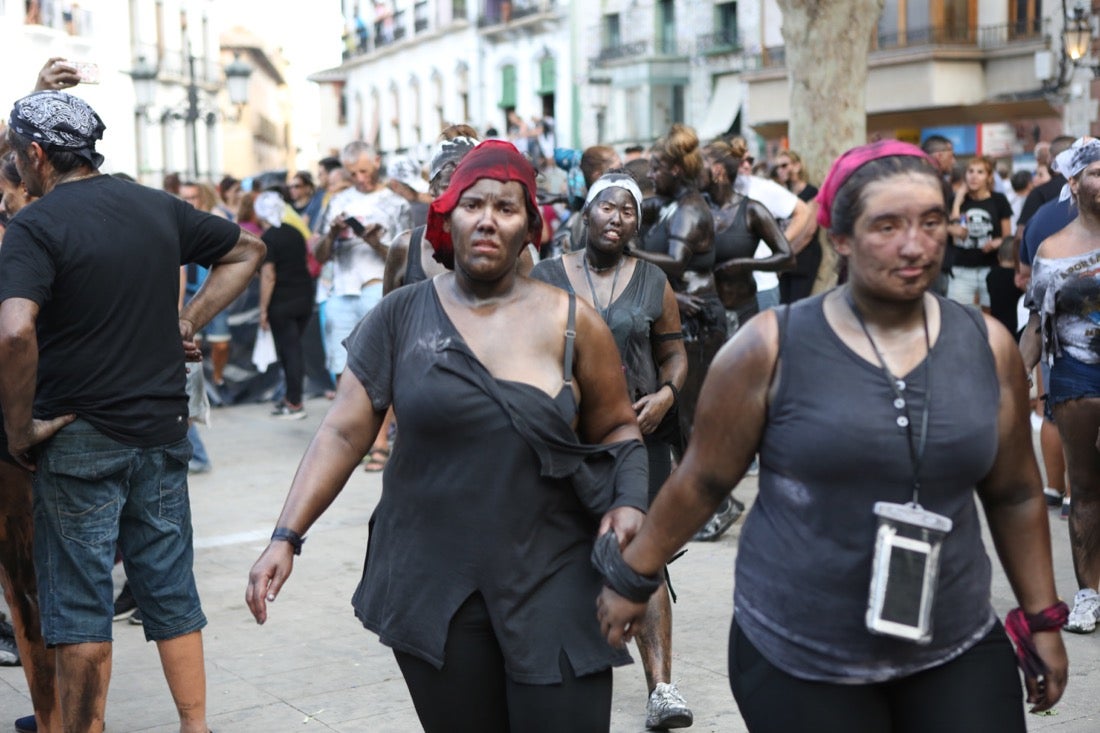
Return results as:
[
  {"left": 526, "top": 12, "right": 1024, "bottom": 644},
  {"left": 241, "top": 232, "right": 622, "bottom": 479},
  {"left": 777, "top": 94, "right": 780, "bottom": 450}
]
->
[
  {"left": 478, "top": 0, "right": 555, "bottom": 28},
  {"left": 977, "top": 18, "right": 1046, "bottom": 48},
  {"left": 697, "top": 30, "right": 740, "bottom": 55},
  {"left": 590, "top": 40, "right": 651, "bottom": 69},
  {"left": 747, "top": 20, "right": 1046, "bottom": 70}
]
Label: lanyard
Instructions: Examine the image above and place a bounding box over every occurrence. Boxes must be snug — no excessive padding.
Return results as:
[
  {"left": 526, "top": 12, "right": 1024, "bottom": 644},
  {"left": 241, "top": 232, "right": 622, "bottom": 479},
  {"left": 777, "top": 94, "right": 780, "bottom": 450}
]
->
[
  {"left": 581, "top": 254, "right": 623, "bottom": 321},
  {"left": 845, "top": 291, "right": 933, "bottom": 505}
]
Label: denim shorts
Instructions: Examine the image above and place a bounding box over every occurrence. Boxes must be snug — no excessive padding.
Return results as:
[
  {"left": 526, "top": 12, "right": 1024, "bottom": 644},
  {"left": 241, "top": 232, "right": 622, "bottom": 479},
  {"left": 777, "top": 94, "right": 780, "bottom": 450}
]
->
[
  {"left": 1047, "top": 352, "right": 1100, "bottom": 420},
  {"left": 33, "top": 419, "right": 206, "bottom": 644},
  {"left": 202, "top": 309, "right": 231, "bottom": 343},
  {"left": 326, "top": 282, "right": 384, "bottom": 374}
]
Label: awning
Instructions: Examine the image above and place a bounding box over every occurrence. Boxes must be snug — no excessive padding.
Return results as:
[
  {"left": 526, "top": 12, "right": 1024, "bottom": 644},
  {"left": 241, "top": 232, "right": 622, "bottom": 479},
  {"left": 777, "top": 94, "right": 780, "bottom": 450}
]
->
[
  {"left": 750, "top": 97, "right": 1061, "bottom": 140},
  {"left": 696, "top": 74, "right": 743, "bottom": 141}
]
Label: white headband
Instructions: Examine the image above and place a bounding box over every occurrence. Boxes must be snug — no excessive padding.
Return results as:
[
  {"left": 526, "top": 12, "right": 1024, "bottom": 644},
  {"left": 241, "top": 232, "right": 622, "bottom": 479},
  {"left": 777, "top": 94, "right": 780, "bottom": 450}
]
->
[
  {"left": 584, "top": 175, "right": 643, "bottom": 217},
  {"left": 1053, "top": 138, "right": 1100, "bottom": 202}
]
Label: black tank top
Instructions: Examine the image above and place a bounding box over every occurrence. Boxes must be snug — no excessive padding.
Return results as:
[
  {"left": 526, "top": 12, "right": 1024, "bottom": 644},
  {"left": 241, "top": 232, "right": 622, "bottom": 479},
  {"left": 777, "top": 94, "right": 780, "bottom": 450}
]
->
[
  {"left": 712, "top": 197, "right": 756, "bottom": 265},
  {"left": 404, "top": 225, "right": 428, "bottom": 286},
  {"left": 640, "top": 200, "right": 715, "bottom": 278}
]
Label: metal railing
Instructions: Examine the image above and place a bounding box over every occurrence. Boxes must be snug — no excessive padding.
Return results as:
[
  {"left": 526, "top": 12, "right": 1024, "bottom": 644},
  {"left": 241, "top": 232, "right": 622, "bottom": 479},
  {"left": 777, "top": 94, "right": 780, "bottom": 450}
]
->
[
  {"left": 977, "top": 18, "right": 1046, "bottom": 48},
  {"left": 743, "top": 20, "right": 1045, "bottom": 70},
  {"left": 477, "top": 0, "right": 555, "bottom": 28},
  {"left": 697, "top": 30, "right": 741, "bottom": 54},
  {"left": 590, "top": 40, "right": 651, "bottom": 68}
]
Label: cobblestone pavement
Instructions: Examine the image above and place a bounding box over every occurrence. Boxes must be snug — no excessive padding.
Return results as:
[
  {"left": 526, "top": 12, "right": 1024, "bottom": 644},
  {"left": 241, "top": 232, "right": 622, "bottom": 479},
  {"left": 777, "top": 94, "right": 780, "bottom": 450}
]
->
[{"left": 1, "top": 400, "right": 1097, "bottom": 731}]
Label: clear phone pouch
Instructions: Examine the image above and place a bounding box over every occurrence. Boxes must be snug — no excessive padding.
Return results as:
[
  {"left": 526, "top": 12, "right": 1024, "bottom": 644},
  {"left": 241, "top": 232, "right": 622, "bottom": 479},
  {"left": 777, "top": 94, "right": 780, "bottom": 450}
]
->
[{"left": 866, "top": 501, "right": 953, "bottom": 644}]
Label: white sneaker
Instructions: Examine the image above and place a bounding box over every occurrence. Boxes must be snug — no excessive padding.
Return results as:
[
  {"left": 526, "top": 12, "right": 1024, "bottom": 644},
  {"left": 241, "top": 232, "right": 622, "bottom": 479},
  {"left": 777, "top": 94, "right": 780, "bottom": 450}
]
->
[
  {"left": 1065, "top": 588, "right": 1100, "bottom": 634},
  {"left": 646, "top": 682, "right": 693, "bottom": 730}
]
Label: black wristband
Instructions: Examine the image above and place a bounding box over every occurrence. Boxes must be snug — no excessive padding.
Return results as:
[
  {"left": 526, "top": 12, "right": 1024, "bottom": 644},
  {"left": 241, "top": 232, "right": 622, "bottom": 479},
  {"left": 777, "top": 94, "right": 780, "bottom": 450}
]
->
[
  {"left": 661, "top": 381, "right": 679, "bottom": 405},
  {"left": 271, "top": 527, "right": 306, "bottom": 555},
  {"left": 590, "top": 531, "right": 662, "bottom": 603}
]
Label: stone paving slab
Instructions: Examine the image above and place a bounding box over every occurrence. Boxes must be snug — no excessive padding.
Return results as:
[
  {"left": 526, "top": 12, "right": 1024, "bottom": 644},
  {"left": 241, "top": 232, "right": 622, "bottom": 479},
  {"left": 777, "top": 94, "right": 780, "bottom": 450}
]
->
[{"left": 1, "top": 399, "right": 1098, "bottom": 731}]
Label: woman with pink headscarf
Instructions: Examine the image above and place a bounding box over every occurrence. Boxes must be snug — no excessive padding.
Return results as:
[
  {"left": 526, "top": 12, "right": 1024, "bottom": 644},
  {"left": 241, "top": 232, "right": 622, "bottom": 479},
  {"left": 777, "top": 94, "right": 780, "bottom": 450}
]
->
[
  {"left": 247, "top": 141, "right": 649, "bottom": 731},
  {"left": 597, "top": 141, "right": 1067, "bottom": 732}
]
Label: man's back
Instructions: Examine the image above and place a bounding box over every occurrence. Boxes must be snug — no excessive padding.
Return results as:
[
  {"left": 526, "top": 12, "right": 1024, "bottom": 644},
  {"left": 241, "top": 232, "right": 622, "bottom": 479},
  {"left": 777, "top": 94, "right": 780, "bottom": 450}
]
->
[{"left": 0, "top": 175, "right": 239, "bottom": 445}]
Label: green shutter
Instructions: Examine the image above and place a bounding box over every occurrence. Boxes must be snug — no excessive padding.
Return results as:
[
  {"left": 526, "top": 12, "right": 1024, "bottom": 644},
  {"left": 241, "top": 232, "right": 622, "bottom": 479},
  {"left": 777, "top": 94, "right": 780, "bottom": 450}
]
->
[
  {"left": 499, "top": 65, "right": 516, "bottom": 109},
  {"left": 538, "top": 56, "right": 556, "bottom": 96}
]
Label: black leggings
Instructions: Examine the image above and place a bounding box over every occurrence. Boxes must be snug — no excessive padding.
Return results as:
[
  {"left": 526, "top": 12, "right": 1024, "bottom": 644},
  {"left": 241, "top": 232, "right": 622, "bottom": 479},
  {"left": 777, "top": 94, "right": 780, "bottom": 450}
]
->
[
  {"left": 728, "top": 618, "right": 1025, "bottom": 733},
  {"left": 269, "top": 311, "right": 311, "bottom": 406},
  {"left": 394, "top": 594, "right": 612, "bottom": 733}
]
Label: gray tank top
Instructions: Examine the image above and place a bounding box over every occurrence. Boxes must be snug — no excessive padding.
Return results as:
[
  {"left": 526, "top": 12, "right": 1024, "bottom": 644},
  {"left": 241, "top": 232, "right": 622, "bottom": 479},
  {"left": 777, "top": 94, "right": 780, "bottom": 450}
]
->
[{"left": 734, "top": 293, "right": 999, "bottom": 683}]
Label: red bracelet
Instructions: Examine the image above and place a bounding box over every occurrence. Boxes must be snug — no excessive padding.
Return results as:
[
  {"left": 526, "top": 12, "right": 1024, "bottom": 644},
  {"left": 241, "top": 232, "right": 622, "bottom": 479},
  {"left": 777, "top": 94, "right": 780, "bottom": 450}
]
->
[{"left": 1004, "top": 601, "right": 1069, "bottom": 679}]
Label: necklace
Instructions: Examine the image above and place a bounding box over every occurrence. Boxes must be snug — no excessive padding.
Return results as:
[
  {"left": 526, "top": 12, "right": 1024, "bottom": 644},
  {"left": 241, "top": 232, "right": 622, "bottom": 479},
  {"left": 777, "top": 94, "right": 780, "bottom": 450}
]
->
[
  {"left": 845, "top": 290, "right": 933, "bottom": 504},
  {"left": 582, "top": 254, "right": 623, "bottom": 321}
]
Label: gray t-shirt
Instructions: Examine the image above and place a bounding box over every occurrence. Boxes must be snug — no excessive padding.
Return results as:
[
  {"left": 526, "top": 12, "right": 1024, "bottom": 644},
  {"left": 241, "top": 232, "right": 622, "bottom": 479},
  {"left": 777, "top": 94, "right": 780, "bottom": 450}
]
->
[
  {"left": 1026, "top": 250, "right": 1100, "bottom": 364},
  {"left": 735, "top": 294, "right": 999, "bottom": 683}
]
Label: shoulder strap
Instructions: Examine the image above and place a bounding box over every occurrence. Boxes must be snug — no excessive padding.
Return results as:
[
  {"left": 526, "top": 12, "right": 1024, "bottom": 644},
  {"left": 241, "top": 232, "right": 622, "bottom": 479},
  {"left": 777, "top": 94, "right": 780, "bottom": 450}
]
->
[
  {"left": 563, "top": 292, "right": 577, "bottom": 385},
  {"left": 775, "top": 304, "right": 793, "bottom": 358},
  {"left": 402, "top": 224, "right": 422, "bottom": 280}
]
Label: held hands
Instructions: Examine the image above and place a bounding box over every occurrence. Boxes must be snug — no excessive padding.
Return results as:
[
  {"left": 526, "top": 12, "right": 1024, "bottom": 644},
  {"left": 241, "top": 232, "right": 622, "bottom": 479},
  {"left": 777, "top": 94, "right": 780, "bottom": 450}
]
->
[
  {"left": 245, "top": 541, "right": 296, "bottom": 625},
  {"left": 594, "top": 506, "right": 648, "bottom": 648},
  {"left": 633, "top": 386, "right": 674, "bottom": 435},
  {"left": 1027, "top": 630, "right": 1068, "bottom": 713},
  {"left": 597, "top": 585, "right": 648, "bottom": 649},
  {"left": 597, "top": 506, "right": 645, "bottom": 549}
]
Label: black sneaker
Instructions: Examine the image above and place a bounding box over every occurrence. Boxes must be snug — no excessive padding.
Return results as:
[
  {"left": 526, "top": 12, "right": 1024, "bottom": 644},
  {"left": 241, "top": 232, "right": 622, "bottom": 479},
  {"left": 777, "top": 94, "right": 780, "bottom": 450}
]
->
[
  {"left": 129, "top": 609, "right": 143, "bottom": 625},
  {"left": 0, "top": 620, "right": 20, "bottom": 666},
  {"left": 113, "top": 582, "right": 137, "bottom": 621},
  {"left": 1044, "top": 487, "right": 1064, "bottom": 507}
]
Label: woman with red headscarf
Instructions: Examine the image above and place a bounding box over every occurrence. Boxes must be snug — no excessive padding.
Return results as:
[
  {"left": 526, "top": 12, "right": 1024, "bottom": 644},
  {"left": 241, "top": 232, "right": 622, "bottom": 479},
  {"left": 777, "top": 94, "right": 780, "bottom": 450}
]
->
[
  {"left": 596, "top": 141, "right": 1067, "bottom": 732},
  {"left": 246, "top": 140, "right": 649, "bottom": 731}
]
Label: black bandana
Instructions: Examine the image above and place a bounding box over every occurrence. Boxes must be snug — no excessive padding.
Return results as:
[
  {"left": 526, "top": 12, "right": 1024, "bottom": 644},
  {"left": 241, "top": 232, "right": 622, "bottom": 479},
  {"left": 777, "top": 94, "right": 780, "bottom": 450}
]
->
[{"left": 9, "top": 91, "right": 106, "bottom": 168}]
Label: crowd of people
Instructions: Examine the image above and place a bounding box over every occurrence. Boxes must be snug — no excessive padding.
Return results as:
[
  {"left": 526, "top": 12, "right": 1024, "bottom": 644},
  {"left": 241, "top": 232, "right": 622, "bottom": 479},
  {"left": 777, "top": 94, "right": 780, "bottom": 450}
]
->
[{"left": 0, "top": 56, "right": 1089, "bottom": 733}]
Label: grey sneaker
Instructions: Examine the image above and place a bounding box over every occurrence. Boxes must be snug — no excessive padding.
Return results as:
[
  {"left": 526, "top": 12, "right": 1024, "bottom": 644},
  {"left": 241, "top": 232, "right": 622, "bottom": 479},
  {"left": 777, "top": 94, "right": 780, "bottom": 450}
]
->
[
  {"left": 1066, "top": 588, "right": 1100, "bottom": 634},
  {"left": 692, "top": 496, "right": 744, "bottom": 542},
  {"left": 646, "top": 682, "right": 693, "bottom": 730}
]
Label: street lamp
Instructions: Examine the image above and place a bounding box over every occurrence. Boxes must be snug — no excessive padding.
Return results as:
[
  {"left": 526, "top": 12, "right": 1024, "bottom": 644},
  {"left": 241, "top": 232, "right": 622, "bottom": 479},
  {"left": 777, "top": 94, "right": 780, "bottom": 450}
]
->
[{"left": 128, "top": 47, "right": 252, "bottom": 180}]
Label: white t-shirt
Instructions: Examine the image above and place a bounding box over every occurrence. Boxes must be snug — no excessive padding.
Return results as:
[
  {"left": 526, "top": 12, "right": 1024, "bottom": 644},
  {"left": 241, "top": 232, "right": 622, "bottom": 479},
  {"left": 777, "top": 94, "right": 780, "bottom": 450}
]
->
[
  {"left": 744, "top": 177, "right": 800, "bottom": 292},
  {"left": 321, "top": 187, "right": 411, "bottom": 296}
]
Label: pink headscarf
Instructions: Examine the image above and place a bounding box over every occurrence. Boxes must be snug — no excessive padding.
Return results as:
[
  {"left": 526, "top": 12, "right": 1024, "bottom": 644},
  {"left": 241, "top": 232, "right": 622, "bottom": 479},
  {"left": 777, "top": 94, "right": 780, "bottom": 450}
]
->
[
  {"left": 426, "top": 139, "right": 542, "bottom": 268},
  {"left": 815, "top": 141, "right": 936, "bottom": 230}
]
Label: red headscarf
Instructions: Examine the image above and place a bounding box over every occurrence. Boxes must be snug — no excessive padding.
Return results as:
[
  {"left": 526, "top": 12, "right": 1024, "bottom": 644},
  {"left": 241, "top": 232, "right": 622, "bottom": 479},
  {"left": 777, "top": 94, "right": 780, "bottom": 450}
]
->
[
  {"left": 815, "top": 140, "right": 935, "bottom": 230},
  {"left": 426, "top": 139, "right": 542, "bottom": 268}
]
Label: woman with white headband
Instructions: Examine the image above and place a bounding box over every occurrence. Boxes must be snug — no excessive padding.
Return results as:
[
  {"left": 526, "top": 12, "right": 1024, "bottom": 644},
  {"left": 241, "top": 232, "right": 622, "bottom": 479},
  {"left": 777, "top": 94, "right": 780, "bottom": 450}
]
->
[
  {"left": 1022, "top": 136, "right": 1100, "bottom": 634},
  {"left": 531, "top": 169, "right": 691, "bottom": 730}
]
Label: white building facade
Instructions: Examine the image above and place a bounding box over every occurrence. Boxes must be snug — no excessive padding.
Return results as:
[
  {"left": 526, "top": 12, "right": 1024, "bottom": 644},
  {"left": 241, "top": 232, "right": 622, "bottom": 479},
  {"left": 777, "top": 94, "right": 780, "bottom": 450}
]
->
[{"left": 315, "top": 0, "right": 571, "bottom": 159}]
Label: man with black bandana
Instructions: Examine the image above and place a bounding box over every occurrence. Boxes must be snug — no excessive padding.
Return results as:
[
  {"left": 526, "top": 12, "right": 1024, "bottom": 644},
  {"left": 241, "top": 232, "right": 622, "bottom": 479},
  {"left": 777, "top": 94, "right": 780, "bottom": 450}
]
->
[{"left": 0, "top": 90, "right": 265, "bottom": 732}]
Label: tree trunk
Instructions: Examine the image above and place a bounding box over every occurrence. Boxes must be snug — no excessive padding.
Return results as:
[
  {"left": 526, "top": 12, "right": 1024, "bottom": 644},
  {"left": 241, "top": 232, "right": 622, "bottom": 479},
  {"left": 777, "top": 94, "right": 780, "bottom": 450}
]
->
[{"left": 775, "top": 0, "right": 884, "bottom": 293}]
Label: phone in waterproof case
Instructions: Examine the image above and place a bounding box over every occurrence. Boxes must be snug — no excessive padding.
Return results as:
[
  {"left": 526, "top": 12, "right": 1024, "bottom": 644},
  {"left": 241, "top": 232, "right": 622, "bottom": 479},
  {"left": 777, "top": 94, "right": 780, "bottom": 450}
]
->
[
  {"left": 866, "top": 502, "right": 952, "bottom": 644},
  {"left": 73, "top": 62, "right": 100, "bottom": 84}
]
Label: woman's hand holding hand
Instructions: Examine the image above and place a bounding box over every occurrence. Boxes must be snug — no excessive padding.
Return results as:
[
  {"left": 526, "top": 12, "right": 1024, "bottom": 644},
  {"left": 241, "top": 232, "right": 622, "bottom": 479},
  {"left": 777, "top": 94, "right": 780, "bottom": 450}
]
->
[
  {"left": 1027, "top": 630, "right": 1068, "bottom": 713},
  {"left": 596, "top": 586, "right": 648, "bottom": 648},
  {"left": 598, "top": 507, "right": 645, "bottom": 548},
  {"left": 633, "top": 387, "right": 674, "bottom": 435},
  {"left": 246, "top": 542, "right": 296, "bottom": 625}
]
